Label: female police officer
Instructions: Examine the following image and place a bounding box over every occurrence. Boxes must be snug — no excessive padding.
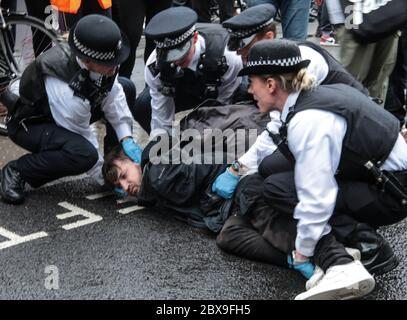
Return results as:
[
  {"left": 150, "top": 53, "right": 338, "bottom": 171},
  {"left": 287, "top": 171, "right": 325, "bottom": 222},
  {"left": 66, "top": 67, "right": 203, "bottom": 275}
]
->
[{"left": 214, "top": 39, "right": 407, "bottom": 299}]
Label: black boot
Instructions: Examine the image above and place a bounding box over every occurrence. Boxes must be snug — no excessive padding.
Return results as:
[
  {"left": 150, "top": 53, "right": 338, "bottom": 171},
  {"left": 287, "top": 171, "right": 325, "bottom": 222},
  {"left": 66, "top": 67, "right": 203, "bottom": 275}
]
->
[
  {"left": 0, "top": 161, "right": 26, "bottom": 204},
  {"left": 345, "top": 223, "right": 398, "bottom": 275}
]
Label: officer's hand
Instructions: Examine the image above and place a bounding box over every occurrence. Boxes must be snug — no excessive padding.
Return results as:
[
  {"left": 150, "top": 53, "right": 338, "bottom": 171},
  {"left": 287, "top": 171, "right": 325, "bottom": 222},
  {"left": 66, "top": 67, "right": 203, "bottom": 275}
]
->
[
  {"left": 287, "top": 252, "right": 315, "bottom": 279},
  {"left": 211, "top": 168, "right": 240, "bottom": 199},
  {"left": 122, "top": 137, "right": 142, "bottom": 164}
]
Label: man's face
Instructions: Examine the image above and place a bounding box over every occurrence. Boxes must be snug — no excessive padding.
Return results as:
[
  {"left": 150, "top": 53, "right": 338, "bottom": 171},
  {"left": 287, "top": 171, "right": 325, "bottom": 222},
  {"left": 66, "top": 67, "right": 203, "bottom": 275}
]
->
[
  {"left": 248, "top": 75, "right": 276, "bottom": 113},
  {"left": 113, "top": 159, "right": 143, "bottom": 196},
  {"left": 83, "top": 59, "right": 117, "bottom": 77}
]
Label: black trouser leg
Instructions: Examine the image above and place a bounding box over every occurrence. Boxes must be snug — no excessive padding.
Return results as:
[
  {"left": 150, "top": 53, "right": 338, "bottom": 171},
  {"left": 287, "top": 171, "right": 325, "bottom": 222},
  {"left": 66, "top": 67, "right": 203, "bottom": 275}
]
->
[
  {"left": 384, "top": 26, "right": 407, "bottom": 126},
  {"left": 3, "top": 0, "right": 16, "bottom": 11},
  {"left": 219, "top": 0, "right": 234, "bottom": 23},
  {"left": 113, "top": 0, "right": 172, "bottom": 77},
  {"left": 218, "top": 173, "right": 353, "bottom": 272},
  {"left": 62, "top": 0, "right": 112, "bottom": 30},
  {"left": 190, "top": 0, "right": 211, "bottom": 23},
  {"left": 258, "top": 150, "right": 294, "bottom": 178},
  {"left": 217, "top": 174, "right": 291, "bottom": 267},
  {"left": 312, "top": 234, "right": 353, "bottom": 272},
  {"left": 24, "top": 0, "right": 52, "bottom": 54},
  {"left": 262, "top": 171, "right": 359, "bottom": 271},
  {"left": 216, "top": 214, "right": 288, "bottom": 267},
  {"left": 8, "top": 121, "right": 99, "bottom": 188},
  {"left": 145, "top": 0, "right": 172, "bottom": 62},
  {"left": 113, "top": 0, "right": 146, "bottom": 78},
  {"left": 132, "top": 86, "right": 152, "bottom": 134}
]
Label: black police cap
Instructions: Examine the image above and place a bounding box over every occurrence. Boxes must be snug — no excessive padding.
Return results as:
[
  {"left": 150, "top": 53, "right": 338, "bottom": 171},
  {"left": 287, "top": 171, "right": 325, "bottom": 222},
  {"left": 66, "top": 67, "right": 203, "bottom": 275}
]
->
[
  {"left": 223, "top": 4, "right": 276, "bottom": 40},
  {"left": 238, "top": 39, "right": 310, "bottom": 77},
  {"left": 68, "top": 14, "right": 130, "bottom": 67},
  {"left": 145, "top": 7, "right": 198, "bottom": 63}
]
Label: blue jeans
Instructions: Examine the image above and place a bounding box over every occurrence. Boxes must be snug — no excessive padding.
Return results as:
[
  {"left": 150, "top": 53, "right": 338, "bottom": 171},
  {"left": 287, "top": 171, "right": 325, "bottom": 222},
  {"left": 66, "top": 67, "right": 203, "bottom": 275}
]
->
[{"left": 246, "top": 0, "right": 311, "bottom": 40}]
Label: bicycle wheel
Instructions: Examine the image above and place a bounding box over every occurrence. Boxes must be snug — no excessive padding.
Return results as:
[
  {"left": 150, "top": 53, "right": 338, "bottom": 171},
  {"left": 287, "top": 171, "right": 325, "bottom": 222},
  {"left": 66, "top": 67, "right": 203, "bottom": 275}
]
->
[{"left": 0, "top": 12, "right": 63, "bottom": 136}]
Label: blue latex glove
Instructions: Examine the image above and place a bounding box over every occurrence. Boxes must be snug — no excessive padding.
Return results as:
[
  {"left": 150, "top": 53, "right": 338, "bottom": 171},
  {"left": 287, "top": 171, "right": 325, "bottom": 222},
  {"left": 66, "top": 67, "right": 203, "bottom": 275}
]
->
[
  {"left": 122, "top": 137, "right": 142, "bottom": 164},
  {"left": 287, "top": 254, "right": 315, "bottom": 279},
  {"left": 211, "top": 168, "right": 240, "bottom": 199},
  {"left": 114, "top": 187, "right": 128, "bottom": 198}
]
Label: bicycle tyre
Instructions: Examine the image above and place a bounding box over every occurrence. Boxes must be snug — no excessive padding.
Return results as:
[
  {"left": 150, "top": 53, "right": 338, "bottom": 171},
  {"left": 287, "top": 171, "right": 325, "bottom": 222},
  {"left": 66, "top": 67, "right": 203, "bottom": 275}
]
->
[{"left": 0, "top": 12, "right": 63, "bottom": 137}]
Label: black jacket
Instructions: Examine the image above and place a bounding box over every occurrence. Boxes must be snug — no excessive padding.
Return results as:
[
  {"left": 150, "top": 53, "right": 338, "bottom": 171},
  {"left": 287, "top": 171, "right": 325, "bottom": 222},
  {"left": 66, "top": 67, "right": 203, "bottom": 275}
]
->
[{"left": 137, "top": 104, "right": 269, "bottom": 233}]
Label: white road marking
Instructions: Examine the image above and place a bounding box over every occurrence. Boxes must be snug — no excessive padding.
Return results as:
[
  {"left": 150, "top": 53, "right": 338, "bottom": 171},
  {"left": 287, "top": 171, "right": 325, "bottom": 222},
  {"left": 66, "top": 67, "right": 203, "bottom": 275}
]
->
[
  {"left": 56, "top": 202, "right": 103, "bottom": 230},
  {"left": 116, "top": 196, "right": 138, "bottom": 204},
  {"left": 85, "top": 191, "right": 114, "bottom": 200},
  {"left": 0, "top": 227, "right": 48, "bottom": 250},
  {"left": 118, "top": 205, "right": 145, "bottom": 215}
]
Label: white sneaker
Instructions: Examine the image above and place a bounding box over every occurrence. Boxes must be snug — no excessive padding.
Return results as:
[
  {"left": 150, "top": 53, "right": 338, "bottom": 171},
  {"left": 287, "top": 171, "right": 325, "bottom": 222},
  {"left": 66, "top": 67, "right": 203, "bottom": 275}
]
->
[
  {"left": 346, "top": 247, "right": 361, "bottom": 261},
  {"left": 295, "top": 260, "right": 375, "bottom": 300},
  {"left": 306, "top": 266, "right": 324, "bottom": 291},
  {"left": 306, "top": 248, "right": 361, "bottom": 291}
]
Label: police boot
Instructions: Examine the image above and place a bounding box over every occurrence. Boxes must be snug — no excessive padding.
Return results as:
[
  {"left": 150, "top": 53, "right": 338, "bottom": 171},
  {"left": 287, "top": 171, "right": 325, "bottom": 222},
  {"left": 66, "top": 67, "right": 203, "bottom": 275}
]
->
[
  {"left": 0, "top": 161, "right": 26, "bottom": 204},
  {"left": 345, "top": 223, "right": 398, "bottom": 276}
]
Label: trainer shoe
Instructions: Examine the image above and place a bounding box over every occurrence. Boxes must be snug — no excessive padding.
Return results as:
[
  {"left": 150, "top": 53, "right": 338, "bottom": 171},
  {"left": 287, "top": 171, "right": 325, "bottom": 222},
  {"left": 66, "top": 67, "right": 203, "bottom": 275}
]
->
[
  {"left": 295, "top": 260, "right": 375, "bottom": 300},
  {"left": 305, "top": 247, "right": 361, "bottom": 291},
  {"left": 320, "top": 34, "right": 340, "bottom": 46}
]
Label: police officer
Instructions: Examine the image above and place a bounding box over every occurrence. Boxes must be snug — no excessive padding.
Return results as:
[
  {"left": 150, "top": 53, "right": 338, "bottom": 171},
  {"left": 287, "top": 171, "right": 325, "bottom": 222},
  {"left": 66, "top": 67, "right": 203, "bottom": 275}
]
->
[
  {"left": 0, "top": 15, "right": 142, "bottom": 204},
  {"left": 214, "top": 40, "right": 407, "bottom": 298},
  {"left": 132, "top": 6, "right": 243, "bottom": 136},
  {"left": 216, "top": 4, "right": 397, "bottom": 277},
  {"left": 222, "top": 3, "right": 367, "bottom": 93}
]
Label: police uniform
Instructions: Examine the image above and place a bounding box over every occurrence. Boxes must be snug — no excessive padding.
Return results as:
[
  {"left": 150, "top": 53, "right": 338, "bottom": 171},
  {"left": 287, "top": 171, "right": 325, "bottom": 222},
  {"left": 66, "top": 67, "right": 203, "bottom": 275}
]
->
[
  {"left": 222, "top": 3, "right": 368, "bottom": 104},
  {"left": 132, "top": 6, "right": 243, "bottom": 137},
  {"left": 241, "top": 40, "right": 407, "bottom": 273},
  {"left": 0, "top": 15, "right": 137, "bottom": 204}
]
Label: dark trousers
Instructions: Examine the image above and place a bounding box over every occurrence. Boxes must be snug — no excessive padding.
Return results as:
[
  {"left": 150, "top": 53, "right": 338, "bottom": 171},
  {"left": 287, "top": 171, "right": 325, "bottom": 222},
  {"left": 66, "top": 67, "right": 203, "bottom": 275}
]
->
[
  {"left": 132, "top": 86, "right": 198, "bottom": 134},
  {"left": 23, "top": 0, "right": 53, "bottom": 54},
  {"left": 190, "top": 0, "right": 234, "bottom": 23},
  {"left": 316, "top": 1, "right": 333, "bottom": 35},
  {"left": 112, "top": 0, "right": 172, "bottom": 78},
  {"left": 59, "top": 0, "right": 112, "bottom": 31},
  {"left": 217, "top": 173, "right": 353, "bottom": 272},
  {"left": 384, "top": 25, "right": 407, "bottom": 126},
  {"left": 260, "top": 150, "right": 407, "bottom": 243},
  {"left": 7, "top": 77, "right": 136, "bottom": 188},
  {"left": 8, "top": 121, "right": 99, "bottom": 188},
  {"left": 3, "top": 0, "right": 16, "bottom": 11}
]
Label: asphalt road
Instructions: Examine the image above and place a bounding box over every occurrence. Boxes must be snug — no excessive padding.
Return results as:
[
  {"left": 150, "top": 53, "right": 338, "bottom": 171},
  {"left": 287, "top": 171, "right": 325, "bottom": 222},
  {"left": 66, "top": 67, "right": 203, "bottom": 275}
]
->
[
  {"left": 0, "top": 177, "right": 406, "bottom": 300},
  {"left": 0, "top": 6, "right": 406, "bottom": 301}
]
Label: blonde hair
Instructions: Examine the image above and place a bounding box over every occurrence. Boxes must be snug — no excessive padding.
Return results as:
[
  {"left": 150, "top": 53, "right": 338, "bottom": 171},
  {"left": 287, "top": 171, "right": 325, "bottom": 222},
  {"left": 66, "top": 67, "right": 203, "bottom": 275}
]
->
[{"left": 260, "top": 68, "right": 316, "bottom": 92}]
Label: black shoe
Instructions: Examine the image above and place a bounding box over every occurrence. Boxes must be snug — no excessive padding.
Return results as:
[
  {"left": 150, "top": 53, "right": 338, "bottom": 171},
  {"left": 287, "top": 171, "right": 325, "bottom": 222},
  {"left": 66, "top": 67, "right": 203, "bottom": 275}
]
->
[
  {"left": 0, "top": 162, "right": 26, "bottom": 204},
  {"left": 360, "top": 236, "right": 399, "bottom": 275},
  {"left": 345, "top": 224, "right": 398, "bottom": 276}
]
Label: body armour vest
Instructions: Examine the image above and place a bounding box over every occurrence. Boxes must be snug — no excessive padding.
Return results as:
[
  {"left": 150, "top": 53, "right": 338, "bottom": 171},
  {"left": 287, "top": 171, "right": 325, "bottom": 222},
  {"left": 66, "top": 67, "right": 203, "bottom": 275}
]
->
[
  {"left": 283, "top": 84, "right": 399, "bottom": 181},
  {"left": 297, "top": 40, "right": 369, "bottom": 96},
  {"left": 15, "top": 43, "right": 115, "bottom": 124},
  {"left": 149, "top": 23, "right": 230, "bottom": 109}
]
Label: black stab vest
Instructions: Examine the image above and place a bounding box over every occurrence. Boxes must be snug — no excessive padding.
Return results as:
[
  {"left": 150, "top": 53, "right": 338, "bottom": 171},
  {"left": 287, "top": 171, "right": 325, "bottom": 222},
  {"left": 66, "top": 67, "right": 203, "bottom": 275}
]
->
[{"left": 282, "top": 84, "right": 399, "bottom": 181}]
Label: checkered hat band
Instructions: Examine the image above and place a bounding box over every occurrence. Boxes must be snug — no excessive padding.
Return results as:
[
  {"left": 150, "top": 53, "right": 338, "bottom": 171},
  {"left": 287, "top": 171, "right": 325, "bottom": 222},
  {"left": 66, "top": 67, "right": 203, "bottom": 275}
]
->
[
  {"left": 73, "top": 33, "right": 117, "bottom": 61},
  {"left": 154, "top": 26, "right": 196, "bottom": 49},
  {"left": 229, "top": 18, "right": 274, "bottom": 39},
  {"left": 247, "top": 56, "right": 302, "bottom": 67}
]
